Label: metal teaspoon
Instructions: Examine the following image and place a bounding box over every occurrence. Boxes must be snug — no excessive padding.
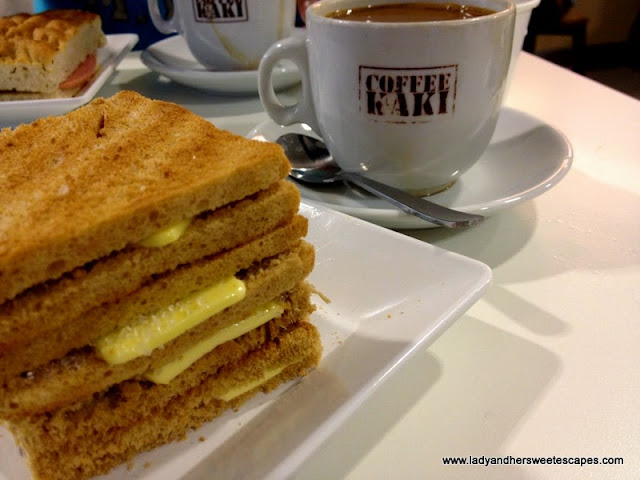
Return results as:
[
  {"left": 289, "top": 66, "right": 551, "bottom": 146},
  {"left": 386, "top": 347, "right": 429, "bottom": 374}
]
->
[{"left": 276, "top": 133, "right": 484, "bottom": 228}]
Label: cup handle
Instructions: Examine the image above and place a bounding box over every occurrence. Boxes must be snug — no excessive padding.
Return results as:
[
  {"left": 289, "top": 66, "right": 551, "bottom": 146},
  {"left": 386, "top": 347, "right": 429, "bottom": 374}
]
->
[
  {"left": 258, "top": 36, "right": 320, "bottom": 132},
  {"left": 147, "top": 0, "right": 180, "bottom": 34}
]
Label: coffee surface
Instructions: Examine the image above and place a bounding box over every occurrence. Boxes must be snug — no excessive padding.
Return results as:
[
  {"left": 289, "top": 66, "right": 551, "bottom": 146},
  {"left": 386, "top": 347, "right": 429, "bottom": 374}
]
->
[{"left": 326, "top": 2, "right": 496, "bottom": 22}]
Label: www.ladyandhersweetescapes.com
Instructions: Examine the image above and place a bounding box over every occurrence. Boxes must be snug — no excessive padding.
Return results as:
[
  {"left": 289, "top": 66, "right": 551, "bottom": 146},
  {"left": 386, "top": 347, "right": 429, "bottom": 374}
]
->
[{"left": 442, "top": 454, "right": 624, "bottom": 467}]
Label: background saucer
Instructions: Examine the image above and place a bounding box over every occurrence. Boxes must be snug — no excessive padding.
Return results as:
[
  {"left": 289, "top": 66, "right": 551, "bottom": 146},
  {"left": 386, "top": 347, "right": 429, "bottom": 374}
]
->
[
  {"left": 248, "top": 108, "right": 573, "bottom": 229},
  {"left": 141, "top": 35, "right": 301, "bottom": 96}
]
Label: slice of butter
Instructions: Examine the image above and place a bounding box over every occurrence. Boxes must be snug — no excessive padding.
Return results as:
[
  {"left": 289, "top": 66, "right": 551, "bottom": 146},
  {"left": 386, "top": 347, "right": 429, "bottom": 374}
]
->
[
  {"left": 216, "top": 364, "right": 289, "bottom": 402},
  {"left": 95, "top": 276, "right": 246, "bottom": 365},
  {"left": 145, "top": 301, "right": 285, "bottom": 384},
  {"left": 137, "top": 218, "right": 191, "bottom": 247}
]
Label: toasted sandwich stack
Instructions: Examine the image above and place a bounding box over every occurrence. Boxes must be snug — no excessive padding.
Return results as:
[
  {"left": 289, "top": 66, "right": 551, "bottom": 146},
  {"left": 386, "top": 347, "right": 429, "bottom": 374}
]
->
[
  {"left": 0, "top": 9, "right": 106, "bottom": 100},
  {"left": 0, "top": 91, "right": 321, "bottom": 480}
]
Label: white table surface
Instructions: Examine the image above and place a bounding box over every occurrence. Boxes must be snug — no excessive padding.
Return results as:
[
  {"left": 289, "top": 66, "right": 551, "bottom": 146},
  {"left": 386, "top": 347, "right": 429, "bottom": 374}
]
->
[{"left": 82, "top": 51, "right": 640, "bottom": 479}]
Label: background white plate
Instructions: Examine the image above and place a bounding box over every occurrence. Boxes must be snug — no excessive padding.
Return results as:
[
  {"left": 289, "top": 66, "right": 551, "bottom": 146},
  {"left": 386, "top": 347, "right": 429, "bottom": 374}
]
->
[
  {"left": 249, "top": 108, "right": 573, "bottom": 229},
  {"left": 0, "top": 34, "right": 138, "bottom": 128},
  {"left": 0, "top": 201, "right": 491, "bottom": 480},
  {"left": 140, "top": 35, "right": 301, "bottom": 96}
]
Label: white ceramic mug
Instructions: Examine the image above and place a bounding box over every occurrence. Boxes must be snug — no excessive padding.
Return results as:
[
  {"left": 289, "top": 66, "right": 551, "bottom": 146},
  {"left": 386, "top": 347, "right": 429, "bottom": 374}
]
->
[
  {"left": 259, "top": 0, "right": 515, "bottom": 195},
  {"left": 148, "top": 0, "right": 296, "bottom": 71}
]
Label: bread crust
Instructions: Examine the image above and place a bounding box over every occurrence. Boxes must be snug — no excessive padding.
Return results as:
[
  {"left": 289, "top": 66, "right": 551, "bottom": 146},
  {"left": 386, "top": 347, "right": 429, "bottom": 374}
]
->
[{"left": 0, "top": 9, "right": 106, "bottom": 94}]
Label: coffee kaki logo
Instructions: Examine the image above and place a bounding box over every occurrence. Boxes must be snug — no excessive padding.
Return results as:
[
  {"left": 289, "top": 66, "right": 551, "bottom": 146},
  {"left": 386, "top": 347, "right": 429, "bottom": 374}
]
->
[
  {"left": 359, "top": 66, "right": 457, "bottom": 123},
  {"left": 193, "top": 0, "right": 249, "bottom": 22}
]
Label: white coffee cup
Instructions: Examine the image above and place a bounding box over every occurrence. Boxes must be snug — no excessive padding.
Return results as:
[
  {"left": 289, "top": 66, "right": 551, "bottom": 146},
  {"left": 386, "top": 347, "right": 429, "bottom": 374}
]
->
[
  {"left": 259, "top": 0, "right": 515, "bottom": 195},
  {"left": 148, "top": 0, "right": 297, "bottom": 71}
]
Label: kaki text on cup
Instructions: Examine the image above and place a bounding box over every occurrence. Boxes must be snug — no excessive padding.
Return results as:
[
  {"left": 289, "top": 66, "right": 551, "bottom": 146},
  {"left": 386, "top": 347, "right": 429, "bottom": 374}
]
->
[{"left": 359, "top": 65, "right": 457, "bottom": 122}]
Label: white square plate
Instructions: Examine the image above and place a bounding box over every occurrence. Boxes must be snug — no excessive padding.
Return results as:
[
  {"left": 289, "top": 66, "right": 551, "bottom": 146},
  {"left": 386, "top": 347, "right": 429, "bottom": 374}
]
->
[
  {"left": 0, "top": 201, "right": 491, "bottom": 480},
  {"left": 0, "top": 34, "right": 138, "bottom": 128}
]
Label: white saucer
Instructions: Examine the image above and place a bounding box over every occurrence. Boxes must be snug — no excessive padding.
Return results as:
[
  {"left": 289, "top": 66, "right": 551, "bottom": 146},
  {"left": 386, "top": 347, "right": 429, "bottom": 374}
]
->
[
  {"left": 141, "top": 35, "right": 301, "bottom": 96},
  {"left": 0, "top": 34, "right": 138, "bottom": 128},
  {"left": 248, "top": 107, "right": 573, "bottom": 229}
]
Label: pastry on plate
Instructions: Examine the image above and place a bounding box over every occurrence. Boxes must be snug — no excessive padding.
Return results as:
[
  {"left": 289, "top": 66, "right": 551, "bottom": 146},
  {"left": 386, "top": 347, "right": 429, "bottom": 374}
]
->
[{"left": 0, "top": 9, "right": 106, "bottom": 100}]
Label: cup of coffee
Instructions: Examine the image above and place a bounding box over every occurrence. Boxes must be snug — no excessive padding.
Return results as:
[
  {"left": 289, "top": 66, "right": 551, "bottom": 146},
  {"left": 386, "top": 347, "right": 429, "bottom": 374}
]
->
[
  {"left": 147, "top": 0, "right": 297, "bottom": 71},
  {"left": 259, "top": 0, "right": 515, "bottom": 195}
]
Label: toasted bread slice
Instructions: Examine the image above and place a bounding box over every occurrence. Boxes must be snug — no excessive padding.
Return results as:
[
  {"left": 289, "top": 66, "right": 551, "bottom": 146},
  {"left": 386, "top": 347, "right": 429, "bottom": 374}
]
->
[
  {"left": 0, "top": 91, "right": 291, "bottom": 302},
  {"left": 0, "top": 9, "right": 106, "bottom": 95},
  {"left": 6, "top": 321, "right": 321, "bottom": 480}
]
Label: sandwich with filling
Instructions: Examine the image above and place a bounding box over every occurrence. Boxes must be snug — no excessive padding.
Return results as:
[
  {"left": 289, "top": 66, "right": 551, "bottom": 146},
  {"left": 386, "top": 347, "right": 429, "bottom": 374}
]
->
[
  {"left": 0, "top": 90, "right": 322, "bottom": 480},
  {"left": 0, "top": 9, "right": 106, "bottom": 100}
]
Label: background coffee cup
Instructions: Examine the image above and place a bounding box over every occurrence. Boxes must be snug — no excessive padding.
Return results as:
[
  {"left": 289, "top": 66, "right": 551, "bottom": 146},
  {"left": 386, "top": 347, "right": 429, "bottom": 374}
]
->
[
  {"left": 259, "top": 0, "right": 515, "bottom": 195},
  {"left": 148, "top": 0, "right": 296, "bottom": 71}
]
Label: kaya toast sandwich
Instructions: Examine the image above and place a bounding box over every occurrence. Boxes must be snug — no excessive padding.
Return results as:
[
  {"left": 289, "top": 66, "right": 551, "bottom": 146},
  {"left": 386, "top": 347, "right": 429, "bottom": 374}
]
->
[
  {"left": 0, "top": 90, "right": 322, "bottom": 480},
  {"left": 0, "top": 9, "right": 106, "bottom": 100}
]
